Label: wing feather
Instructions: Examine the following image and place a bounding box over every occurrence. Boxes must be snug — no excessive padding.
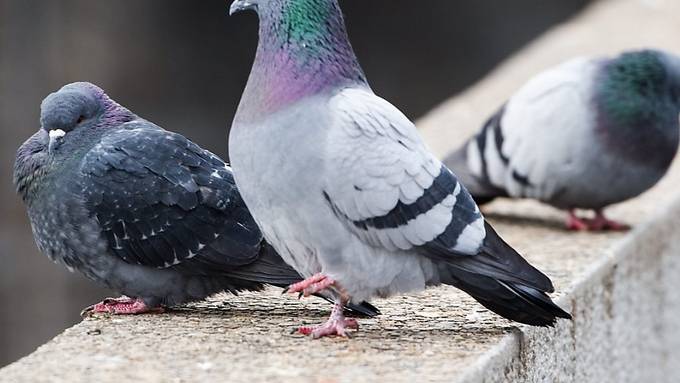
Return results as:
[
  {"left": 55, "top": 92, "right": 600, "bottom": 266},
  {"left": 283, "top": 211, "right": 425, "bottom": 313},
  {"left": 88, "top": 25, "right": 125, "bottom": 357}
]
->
[
  {"left": 465, "top": 57, "right": 597, "bottom": 200},
  {"left": 80, "top": 121, "right": 263, "bottom": 273},
  {"left": 324, "top": 88, "right": 486, "bottom": 255}
]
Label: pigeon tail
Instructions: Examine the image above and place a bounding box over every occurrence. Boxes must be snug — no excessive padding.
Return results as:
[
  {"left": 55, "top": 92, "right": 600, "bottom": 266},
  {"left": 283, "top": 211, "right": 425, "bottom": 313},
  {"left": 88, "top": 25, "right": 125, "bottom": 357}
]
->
[
  {"left": 439, "top": 266, "right": 571, "bottom": 326},
  {"left": 445, "top": 145, "right": 507, "bottom": 205},
  {"left": 434, "top": 222, "right": 572, "bottom": 326}
]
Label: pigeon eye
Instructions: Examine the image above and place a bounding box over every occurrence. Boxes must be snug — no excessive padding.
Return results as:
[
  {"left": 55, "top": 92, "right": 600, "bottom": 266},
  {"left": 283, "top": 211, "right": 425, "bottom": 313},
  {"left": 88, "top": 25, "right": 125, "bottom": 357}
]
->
[{"left": 76, "top": 115, "right": 85, "bottom": 124}]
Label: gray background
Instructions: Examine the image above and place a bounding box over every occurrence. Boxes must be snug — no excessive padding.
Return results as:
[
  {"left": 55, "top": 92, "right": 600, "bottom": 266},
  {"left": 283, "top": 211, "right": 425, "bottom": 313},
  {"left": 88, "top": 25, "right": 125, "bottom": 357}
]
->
[{"left": 0, "top": 0, "right": 588, "bottom": 367}]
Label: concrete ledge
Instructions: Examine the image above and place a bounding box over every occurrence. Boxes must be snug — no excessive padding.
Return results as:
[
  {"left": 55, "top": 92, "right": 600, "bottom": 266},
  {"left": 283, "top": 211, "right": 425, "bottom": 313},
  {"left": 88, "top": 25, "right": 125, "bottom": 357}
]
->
[{"left": 2, "top": 0, "right": 680, "bottom": 382}]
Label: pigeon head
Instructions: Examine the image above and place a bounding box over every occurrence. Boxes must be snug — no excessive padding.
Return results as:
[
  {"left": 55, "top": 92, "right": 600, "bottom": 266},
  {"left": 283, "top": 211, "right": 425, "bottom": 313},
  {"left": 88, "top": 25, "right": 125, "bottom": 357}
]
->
[
  {"left": 14, "top": 83, "right": 135, "bottom": 203},
  {"left": 231, "top": 0, "right": 367, "bottom": 117},
  {"left": 595, "top": 49, "right": 680, "bottom": 167},
  {"left": 40, "top": 82, "right": 134, "bottom": 154},
  {"left": 598, "top": 50, "right": 680, "bottom": 123}
]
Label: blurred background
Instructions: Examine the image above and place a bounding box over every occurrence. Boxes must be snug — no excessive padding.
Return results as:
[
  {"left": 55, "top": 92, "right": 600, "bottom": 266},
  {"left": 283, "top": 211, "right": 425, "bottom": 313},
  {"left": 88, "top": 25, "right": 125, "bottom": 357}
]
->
[{"left": 0, "top": 0, "right": 589, "bottom": 367}]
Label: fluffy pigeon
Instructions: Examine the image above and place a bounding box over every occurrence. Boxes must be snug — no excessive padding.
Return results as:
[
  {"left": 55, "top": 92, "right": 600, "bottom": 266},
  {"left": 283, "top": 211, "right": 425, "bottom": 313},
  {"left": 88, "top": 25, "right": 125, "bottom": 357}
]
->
[
  {"left": 14, "top": 82, "right": 379, "bottom": 317},
  {"left": 447, "top": 50, "right": 680, "bottom": 231},
  {"left": 229, "top": 0, "right": 571, "bottom": 338}
]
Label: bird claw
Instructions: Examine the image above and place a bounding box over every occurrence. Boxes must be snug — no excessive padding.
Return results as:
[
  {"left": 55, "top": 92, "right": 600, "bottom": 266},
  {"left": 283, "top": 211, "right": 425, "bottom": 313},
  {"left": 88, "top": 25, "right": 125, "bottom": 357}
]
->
[
  {"left": 587, "top": 216, "right": 630, "bottom": 231},
  {"left": 284, "top": 273, "right": 336, "bottom": 297},
  {"left": 80, "top": 305, "right": 97, "bottom": 318},
  {"left": 566, "top": 210, "right": 630, "bottom": 232},
  {"left": 295, "top": 302, "right": 359, "bottom": 339},
  {"left": 80, "top": 296, "right": 164, "bottom": 316},
  {"left": 566, "top": 214, "right": 589, "bottom": 231},
  {"left": 297, "top": 317, "right": 359, "bottom": 339}
]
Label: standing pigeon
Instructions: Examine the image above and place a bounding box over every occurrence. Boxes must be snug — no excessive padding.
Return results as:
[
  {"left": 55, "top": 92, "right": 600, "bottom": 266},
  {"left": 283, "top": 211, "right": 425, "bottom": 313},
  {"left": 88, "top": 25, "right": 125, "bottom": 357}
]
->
[
  {"left": 14, "top": 82, "right": 378, "bottom": 317},
  {"left": 229, "top": 0, "right": 570, "bottom": 338},
  {"left": 446, "top": 50, "right": 680, "bottom": 231}
]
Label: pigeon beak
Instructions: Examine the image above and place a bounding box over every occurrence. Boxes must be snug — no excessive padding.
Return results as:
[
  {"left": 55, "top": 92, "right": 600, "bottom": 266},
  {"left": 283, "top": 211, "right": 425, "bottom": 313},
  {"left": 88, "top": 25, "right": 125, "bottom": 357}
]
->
[
  {"left": 230, "top": 0, "right": 256, "bottom": 15},
  {"left": 48, "top": 129, "right": 66, "bottom": 154}
]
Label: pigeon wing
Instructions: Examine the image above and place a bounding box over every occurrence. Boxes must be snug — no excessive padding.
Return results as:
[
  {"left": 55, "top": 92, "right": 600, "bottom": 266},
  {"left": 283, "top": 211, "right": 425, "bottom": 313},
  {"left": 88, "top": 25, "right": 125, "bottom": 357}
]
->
[
  {"left": 80, "top": 122, "right": 264, "bottom": 272},
  {"left": 466, "top": 57, "right": 596, "bottom": 200},
  {"left": 323, "top": 88, "right": 486, "bottom": 256}
]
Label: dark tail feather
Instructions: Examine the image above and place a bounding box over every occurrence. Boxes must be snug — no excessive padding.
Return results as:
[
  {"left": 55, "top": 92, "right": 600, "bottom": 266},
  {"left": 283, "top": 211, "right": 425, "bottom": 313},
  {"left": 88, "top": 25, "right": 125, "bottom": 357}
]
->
[
  {"left": 439, "top": 265, "right": 571, "bottom": 326},
  {"left": 317, "top": 295, "right": 381, "bottom": 318},
  {"left": 433, "top": 222, "right": 571, "bottom": 326},
  {"left": 345, "top": 300, "right": 381, "bottom": 318}
]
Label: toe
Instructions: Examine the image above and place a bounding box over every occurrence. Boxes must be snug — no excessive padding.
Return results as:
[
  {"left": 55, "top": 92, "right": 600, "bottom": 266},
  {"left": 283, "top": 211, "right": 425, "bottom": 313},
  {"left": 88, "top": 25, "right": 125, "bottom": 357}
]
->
[
  {"left": 606, "top": 221, "right": 630, "bottom": 231},
  {"left": 566, "top": 222, "right": 587, "bottom": 231},
  {"left": 312, "top": 324, "right": 341, "bottom": 339},
  {"left": 344, "top": 318, "right": 359, "bottom": 329},
  {"left": 80, "top": 305, "right": 96, "bottom": 317}
]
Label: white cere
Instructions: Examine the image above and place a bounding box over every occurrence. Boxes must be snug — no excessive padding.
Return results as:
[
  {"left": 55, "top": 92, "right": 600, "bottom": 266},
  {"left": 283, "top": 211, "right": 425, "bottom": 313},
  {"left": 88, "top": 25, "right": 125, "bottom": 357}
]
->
[{"left": 49, "top": 129, "right": 66, "bottom": 139}]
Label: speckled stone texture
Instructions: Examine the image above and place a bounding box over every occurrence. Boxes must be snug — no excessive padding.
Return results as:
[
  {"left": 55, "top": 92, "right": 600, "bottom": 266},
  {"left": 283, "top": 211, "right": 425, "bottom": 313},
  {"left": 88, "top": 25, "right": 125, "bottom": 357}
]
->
[{"left": 2, "top": 0, "right": 680, "bottom": 382}]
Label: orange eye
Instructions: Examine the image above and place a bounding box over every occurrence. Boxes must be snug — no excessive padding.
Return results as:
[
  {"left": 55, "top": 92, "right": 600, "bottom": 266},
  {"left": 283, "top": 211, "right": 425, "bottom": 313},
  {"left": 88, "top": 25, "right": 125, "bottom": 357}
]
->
[{"left": 76, "top": 115, "right": 85, "bottom": 124}]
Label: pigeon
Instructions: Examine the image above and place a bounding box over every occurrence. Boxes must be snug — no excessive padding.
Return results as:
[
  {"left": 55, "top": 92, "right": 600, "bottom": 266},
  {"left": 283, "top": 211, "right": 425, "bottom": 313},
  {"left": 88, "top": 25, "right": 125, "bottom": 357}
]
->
[
  {"left": 14, "top": 82, "right": 379, "bottom": 317},
  {"left": 229, "top": 0, "right": 571, "bottom": 338},
  {"left": 446, "top": 49, "right": 680, "bottom": 231}
]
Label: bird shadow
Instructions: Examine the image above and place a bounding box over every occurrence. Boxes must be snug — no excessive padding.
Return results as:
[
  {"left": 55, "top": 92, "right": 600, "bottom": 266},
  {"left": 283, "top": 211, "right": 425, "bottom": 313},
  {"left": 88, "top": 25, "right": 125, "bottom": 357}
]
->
[
  {"left": 165, "top": 305, "right": 518, "bottom": 342},
  {"left": 165, "top": 302, "right": 335, "bottom": 319},
  {"left": 483, "top": 210, "right": 632, "bottom": 235},
  {"left": 482, "top": 211, "right": 567, "bottom": 231}
]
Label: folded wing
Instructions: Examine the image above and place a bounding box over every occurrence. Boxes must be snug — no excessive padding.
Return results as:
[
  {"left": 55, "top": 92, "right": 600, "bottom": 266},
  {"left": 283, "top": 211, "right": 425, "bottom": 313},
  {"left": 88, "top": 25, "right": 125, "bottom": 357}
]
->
[{"left": 81, "top": 122, "right": 281, "bottom": 278}]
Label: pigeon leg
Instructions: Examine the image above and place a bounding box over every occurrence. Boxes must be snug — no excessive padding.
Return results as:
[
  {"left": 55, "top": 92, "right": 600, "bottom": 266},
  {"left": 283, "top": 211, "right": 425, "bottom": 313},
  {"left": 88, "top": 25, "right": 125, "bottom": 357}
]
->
[
  {"left": 285, "top": 273, "right": 336, "bottom": 297},
  {"left": 587, "top": 210, "right": 630, "bottom": 231},
  {"left": 81, "top": 296, "right": 164, "bottom": 316},
  {"left": 297, "top": 301, "right": 359, "bottom": 339},
  {"left": 565, "top": 210, "right": 589, "bottom": 231}
]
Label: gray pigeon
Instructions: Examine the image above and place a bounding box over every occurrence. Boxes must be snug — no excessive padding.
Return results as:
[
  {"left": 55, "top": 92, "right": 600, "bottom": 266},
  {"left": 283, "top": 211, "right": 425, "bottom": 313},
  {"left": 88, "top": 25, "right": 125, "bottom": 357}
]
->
[
  {"left": 14, "top": 82, "right": 379, "bottom": 317},
  {"left": 229, "top": 0, "right": 570, "bottom": 338},
  {"left": 447, "top": 50, "right": 680, "bottom": 231}
]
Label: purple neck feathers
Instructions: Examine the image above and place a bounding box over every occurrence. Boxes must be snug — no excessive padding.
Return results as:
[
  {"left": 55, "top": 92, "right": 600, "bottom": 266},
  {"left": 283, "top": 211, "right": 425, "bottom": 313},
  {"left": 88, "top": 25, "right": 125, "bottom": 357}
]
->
[{"left": 237, "top": 1, "right": 367, "bottom": 120}]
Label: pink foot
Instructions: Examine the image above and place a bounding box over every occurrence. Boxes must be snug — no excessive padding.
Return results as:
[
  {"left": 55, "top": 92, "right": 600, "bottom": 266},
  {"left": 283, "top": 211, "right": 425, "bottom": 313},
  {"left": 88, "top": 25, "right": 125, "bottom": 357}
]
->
[
  {"left": 587, "top": 211, "right": 630, "bottom": 231},
  {"left": 285, "top": 273, "right": 336, "bottom": 297},
  {"left": 297, "top": 303, "right": 359, "bottom": 338},
  {"left": 565, "top": 210, "right": 630, "bottom": 232},
  {"left": 81, "top": 296, "right": 164, "bottom": 317},
  {"left": 566, "top": 210, "right": 589, "bottom": 231}
]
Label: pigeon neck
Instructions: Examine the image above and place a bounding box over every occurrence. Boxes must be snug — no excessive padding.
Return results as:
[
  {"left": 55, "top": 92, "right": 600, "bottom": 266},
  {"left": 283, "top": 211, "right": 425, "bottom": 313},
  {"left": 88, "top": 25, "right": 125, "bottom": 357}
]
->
[
  {"left": 69, "top": 100, "right": 135, "bottom": 155},
  {"left": 240, "top": 1, "right": 367, "bottom": 119},
  {"left": 99, "top": 98, "right": 136, "bottom": 130}
]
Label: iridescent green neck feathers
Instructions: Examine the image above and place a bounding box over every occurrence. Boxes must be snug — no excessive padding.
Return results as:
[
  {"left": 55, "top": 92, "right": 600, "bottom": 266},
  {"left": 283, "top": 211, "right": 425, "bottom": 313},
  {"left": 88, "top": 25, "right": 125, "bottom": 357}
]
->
[
  {"left": 597, "top": 50, "right": 680, "bottom": 126},
  {"left": 238, "top": 0, "right": 367, "bottom": 118}
]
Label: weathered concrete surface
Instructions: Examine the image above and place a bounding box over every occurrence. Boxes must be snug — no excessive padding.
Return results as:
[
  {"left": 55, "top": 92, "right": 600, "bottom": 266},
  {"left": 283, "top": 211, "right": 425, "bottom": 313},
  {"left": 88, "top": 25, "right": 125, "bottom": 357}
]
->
[{"left": 2, "top": 0, "right": 680, "bottom": 382}]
